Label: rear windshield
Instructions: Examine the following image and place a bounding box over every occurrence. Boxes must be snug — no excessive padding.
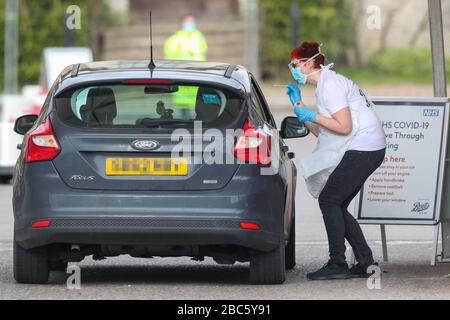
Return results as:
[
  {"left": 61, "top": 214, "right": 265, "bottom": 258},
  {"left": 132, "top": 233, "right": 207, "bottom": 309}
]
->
[{"left": 54, "top": 83, "right": 243, "bottom": 129}]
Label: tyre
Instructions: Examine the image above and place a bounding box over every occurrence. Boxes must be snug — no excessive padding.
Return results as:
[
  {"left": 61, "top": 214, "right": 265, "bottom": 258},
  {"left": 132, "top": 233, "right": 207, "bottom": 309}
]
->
[
  {"left": 285, "top": 204, "right": 296, "bottom": 270},
  {"left": 250, "top": 228, "right": 286, "bottom": 285},
  {"left": 0, "top": 176, "right": 12, "bottom": 185},
  {"left": 49, "top": 260, "right": 68, "bottom": 272},
  {"left": 14, "top": 237, "right": 50, "bottom": 284}
]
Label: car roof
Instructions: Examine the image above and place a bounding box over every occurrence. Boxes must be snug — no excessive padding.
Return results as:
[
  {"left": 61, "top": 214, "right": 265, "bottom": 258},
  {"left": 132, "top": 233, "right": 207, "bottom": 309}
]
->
[{"left": 55, "top": 60, "right": 251, "bottom": 95}]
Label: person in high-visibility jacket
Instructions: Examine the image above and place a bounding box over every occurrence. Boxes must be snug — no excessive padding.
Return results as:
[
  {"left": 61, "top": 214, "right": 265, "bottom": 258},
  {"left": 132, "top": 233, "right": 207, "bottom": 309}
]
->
[
  {"left": 164, "top": 15, "right": 208, "bottom": 61},
  {"left": 164, "top": 15, "right": 208, "bottom": 115}
]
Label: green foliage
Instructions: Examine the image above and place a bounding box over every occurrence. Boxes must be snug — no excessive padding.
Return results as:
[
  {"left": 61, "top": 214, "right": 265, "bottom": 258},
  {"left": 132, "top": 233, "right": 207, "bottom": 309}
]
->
[
  {"left": 260, "top": 0, "right": 356, "bottom": 80},
  {"left": 341, "top": 49, "right": 450, "bottom": 85},
  {"left": 0, "top": 0, "right": 112, "bottom": 91},
  {"left": 18, "top": 0, "right": 91, "bottom": 87},
  {"left": 369, "top": 48, "right": 449, "bottom": 83}
]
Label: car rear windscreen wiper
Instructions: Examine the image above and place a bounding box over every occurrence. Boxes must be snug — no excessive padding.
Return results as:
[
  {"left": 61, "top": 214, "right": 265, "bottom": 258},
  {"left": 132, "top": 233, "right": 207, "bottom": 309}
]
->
[{"left": 139, "top": 119, "right": 195, "bottom": 128}]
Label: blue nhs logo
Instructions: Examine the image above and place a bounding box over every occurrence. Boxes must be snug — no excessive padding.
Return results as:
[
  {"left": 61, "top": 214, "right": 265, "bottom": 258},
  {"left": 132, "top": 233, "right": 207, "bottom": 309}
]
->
[{"left": 423, "top": 109, "right": 440, "bottom": 117}]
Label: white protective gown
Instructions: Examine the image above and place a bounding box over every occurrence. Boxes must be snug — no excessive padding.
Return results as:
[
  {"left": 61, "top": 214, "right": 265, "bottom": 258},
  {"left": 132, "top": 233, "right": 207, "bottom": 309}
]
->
[{"left": 299, "top": 67, "right": 362, "bottom": 199}]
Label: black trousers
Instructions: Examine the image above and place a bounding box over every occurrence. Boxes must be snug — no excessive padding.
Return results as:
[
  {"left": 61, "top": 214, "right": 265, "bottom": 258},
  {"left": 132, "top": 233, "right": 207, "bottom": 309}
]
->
[{"left": 318, "top": 148, "right": 386, "bottom": 265}]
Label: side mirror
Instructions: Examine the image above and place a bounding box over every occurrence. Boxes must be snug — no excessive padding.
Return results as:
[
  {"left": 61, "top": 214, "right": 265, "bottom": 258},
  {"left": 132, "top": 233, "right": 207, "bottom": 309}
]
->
[
  {"left": 280, "top": 117, "right": 310, "bottom": 139},
  {"left": 14, "top": 115, "right": 39, "bottom": 135}
]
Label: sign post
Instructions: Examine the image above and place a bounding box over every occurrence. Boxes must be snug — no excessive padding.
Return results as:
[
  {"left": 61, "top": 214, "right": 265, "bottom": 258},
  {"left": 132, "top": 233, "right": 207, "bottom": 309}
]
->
[
  {"left": 428, "top": 0, "right": 449, "bottom": 263},
  {"left": 244, "top": 0, "right": 260, "bottom": 80},
  {"left": 4, "top": 0, "right": 19, "bottom": 94},
  {"left": 356, "top": 97, "right": 449, "bottom": 264}
]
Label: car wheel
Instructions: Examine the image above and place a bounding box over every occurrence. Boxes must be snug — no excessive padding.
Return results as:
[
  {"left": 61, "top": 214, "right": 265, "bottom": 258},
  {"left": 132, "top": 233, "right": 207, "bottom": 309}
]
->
[
  {"left": 0, "top": 176, "right": 12, "bottom": 185},
  {"left": 285, "top": 203, "right": 296, "bottom": 270},
  {"left": 250, "top": 231, "right": 286, "bottom": 285},
  {"left": 49, "top": 260, "right": 68, "bottom": 272},
  {"left": 14, "top": 237, "right": 50, "bottom": 284}
]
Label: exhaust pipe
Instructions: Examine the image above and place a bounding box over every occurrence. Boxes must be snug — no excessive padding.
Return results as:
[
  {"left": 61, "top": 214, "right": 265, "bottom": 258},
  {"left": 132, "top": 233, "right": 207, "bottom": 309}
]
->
[{"left": 71, "top": 244, "right": 81, "bottom": 253}]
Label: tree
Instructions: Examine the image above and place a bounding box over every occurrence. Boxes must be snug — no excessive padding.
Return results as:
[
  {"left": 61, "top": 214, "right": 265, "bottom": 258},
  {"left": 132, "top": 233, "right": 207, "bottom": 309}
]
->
[
  {"left": 260, "top": 0, "right": 356, "bottom": 80},
  {"left": 0, "top": 0, "right": 111, "bottom": 90}
]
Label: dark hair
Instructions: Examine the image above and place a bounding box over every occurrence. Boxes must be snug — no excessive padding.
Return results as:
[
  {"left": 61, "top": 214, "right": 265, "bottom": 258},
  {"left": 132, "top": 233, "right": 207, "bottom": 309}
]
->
[{"left": 290, "top": 41, "right": 325, "bottom": 69}]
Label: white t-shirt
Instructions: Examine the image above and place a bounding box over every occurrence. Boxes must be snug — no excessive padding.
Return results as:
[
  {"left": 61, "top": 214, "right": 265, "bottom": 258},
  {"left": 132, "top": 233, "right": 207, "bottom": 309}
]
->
[{"left": 316, "top": 69, "right": 386, "bottom": 151}]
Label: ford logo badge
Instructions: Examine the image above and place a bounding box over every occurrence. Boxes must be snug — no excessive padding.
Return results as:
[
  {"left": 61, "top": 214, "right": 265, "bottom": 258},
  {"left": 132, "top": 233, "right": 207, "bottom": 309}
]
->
[{"left": 131, "top": 140, "right": 160, "bottom": 151}]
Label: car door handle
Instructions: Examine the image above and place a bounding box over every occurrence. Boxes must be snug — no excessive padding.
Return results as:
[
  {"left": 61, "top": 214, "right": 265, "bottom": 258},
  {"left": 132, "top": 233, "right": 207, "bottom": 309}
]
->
[
  {"left": 281, "top": 146, "right": 289, "bottom": 153},
  {"left": 17, "top": 144, "right": 23, "bottom": 150}
]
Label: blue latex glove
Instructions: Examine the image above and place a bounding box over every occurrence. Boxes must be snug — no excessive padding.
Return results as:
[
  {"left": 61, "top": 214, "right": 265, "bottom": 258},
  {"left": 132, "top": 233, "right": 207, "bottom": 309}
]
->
[
  {"left": 294, "top": 106, "right": 318, "bottom": 123},
  {"left": 286, "top": 83, "right": 302, "bottom": 107}
]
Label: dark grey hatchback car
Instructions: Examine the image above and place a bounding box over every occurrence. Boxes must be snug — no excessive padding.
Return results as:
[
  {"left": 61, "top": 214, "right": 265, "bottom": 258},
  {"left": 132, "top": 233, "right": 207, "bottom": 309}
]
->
[{"left": 12, "top": 60, "right": 309, "bottom": 285}]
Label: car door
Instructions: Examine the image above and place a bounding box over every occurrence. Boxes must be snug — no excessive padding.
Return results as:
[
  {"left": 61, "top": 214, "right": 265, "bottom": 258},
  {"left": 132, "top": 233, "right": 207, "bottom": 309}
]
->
[{"left": 250, "top": 76, "right": 295, "bottom": 240}]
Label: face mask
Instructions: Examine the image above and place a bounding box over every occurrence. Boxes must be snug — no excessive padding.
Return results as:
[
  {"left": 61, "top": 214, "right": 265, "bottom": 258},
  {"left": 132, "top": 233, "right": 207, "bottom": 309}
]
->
[
  {"left": 183, "top": 23, "right": 197, "bottom": 32},
  {"left": 289, "top": 53, "right": 321, "bottom": 85},
  {"left": 290, "top": 68, "right": 308, "bottom": 85}
]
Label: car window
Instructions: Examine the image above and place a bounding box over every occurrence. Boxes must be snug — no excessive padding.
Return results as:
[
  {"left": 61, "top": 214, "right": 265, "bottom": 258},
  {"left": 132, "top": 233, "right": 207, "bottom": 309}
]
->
[
  {"left": 250, "top": 89, "right": 268, "bottom": 123},
  {"left": 54, "top": 83, "right": 244, "bottom": 129},
  {"left": 250, "top": 78, "right": 276, "bottom": 128}
]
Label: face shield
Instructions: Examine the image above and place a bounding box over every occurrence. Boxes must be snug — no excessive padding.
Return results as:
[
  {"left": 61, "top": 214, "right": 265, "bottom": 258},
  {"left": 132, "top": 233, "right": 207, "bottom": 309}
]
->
[{"left": 288, "top": 53, "right": 322, "bottom": 85}]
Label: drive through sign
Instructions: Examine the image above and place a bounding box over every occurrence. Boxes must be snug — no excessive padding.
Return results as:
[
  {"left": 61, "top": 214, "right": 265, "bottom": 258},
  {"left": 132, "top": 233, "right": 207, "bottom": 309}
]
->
[{"left": 356, "top": 97, "right": 449, "bottom": 225}]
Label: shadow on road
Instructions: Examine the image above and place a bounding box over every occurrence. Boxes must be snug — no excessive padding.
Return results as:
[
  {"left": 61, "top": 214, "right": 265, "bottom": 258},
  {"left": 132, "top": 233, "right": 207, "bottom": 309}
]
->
[{"left": 50, "top": 262, "right": 252, "bottom": 285}]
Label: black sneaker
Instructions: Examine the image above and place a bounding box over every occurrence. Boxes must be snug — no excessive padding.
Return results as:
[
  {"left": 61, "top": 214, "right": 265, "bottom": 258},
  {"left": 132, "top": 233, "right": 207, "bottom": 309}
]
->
[
  {"left": 306, "top": 261, "right": 352, "bottom": 281},
  {"left": 350, "top": 262, "right": 379, "bottom": 278}
]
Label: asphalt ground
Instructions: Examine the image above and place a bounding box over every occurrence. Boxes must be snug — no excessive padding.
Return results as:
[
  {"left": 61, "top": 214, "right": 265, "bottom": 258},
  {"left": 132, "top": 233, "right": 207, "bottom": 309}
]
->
[{"left": 0, "top": 109, "right": 448, "bottom": 300}]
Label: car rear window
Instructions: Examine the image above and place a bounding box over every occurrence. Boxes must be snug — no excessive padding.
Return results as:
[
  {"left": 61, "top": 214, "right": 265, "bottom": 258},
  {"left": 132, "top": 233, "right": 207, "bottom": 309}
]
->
[{"left": 54, "top": 83, "right": 244, "bottom": 129}]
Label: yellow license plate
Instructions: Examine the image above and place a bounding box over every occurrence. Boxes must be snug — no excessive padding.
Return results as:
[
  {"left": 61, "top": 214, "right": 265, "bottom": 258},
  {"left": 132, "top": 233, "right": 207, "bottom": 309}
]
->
[{"left": 105, "top": 158, "right": 188, "bottom": 176}]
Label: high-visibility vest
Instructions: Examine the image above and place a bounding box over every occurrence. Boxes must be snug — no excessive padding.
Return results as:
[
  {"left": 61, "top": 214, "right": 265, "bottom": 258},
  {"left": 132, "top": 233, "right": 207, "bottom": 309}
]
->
[
  {"left": 164, "top": 29, "right": 208, "bottom": 61},
  {"left": 164, "top": 29, "right": 208, "bottom": 112}
]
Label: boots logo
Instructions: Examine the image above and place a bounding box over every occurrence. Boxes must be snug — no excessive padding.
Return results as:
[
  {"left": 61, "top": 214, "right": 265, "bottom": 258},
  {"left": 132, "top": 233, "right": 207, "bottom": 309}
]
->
[{"left": 412, "top": 202, "right": 430, "bottom": 213}]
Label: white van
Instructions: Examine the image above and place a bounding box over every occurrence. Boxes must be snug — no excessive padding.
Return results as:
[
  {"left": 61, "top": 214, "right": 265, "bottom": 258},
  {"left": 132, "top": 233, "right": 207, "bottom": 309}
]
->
[
  {"left": 0, "top": 95, "right": 34, "bottom": 182},
  {"left": 0, "top": 47, "right": 93, "bottom": 182},
  {"left": 40, "top": 47, "right": 93, "bottom": 90}
]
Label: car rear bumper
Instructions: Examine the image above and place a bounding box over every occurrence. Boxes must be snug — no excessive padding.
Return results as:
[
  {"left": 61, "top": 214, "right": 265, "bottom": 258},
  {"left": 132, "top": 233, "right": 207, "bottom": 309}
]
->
[
  {"left": 14, "top": 162, "right": 288, "bottom": 252},
  {"left": 14, "top": 218, "right": 279, "bottom": 252}
]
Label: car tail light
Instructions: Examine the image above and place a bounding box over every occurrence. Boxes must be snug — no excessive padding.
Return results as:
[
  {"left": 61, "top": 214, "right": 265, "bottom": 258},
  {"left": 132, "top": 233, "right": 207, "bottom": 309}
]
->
[
  {"left": 233, "top": 119, "right": 271, "bottom": 165},
  {"left": 240, "top": 222, "right": 261, "bottom": 231},
  {"left": 24, "top": 118, "right": 61, "bottom": 163},
  {"left": 32, "top": 220, "right": 51, "bottom": 229}
]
